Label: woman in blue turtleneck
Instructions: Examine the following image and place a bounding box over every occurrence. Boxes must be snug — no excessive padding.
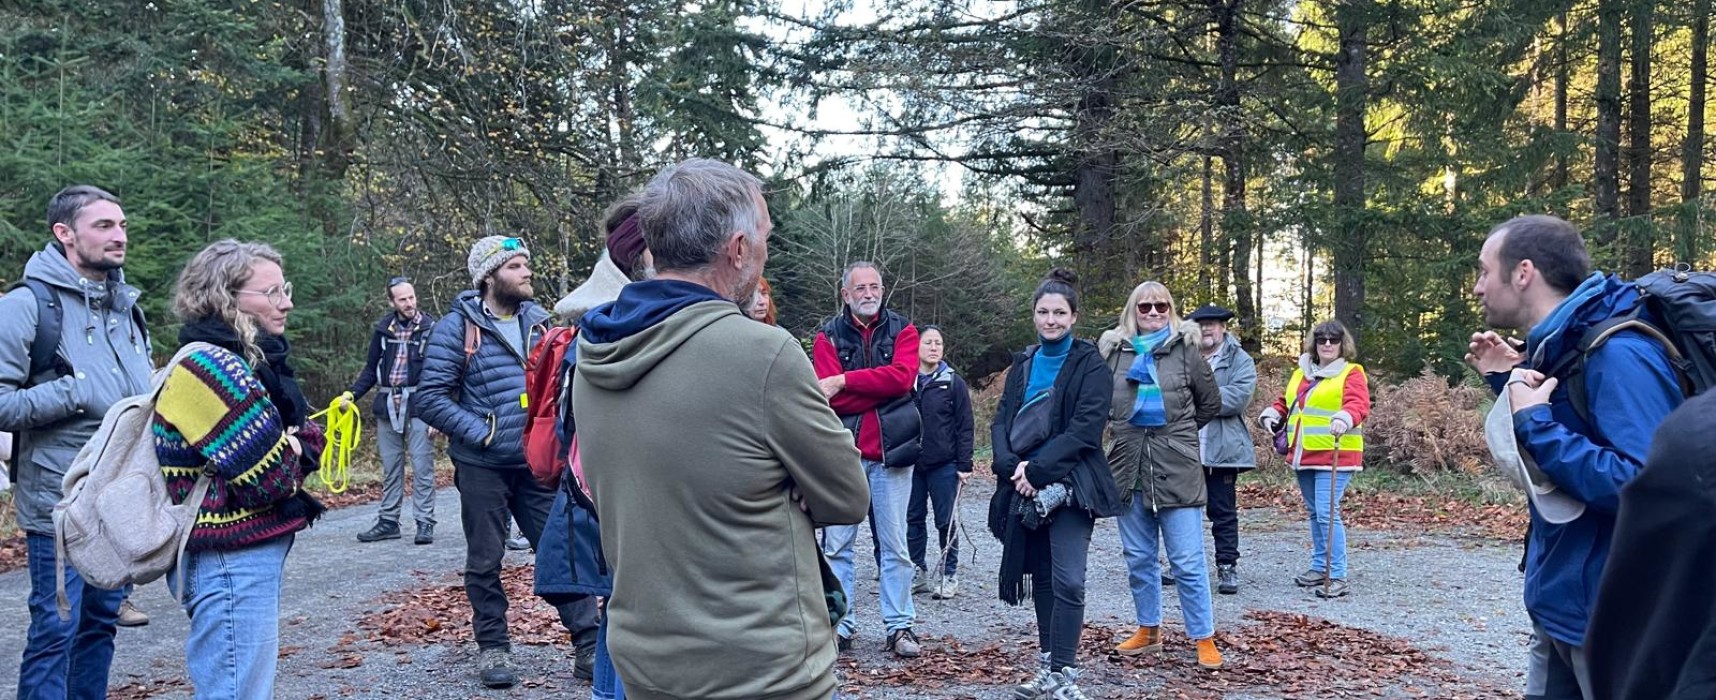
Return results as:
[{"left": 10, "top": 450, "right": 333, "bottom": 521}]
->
[{"left": 988, "top": 268, "right": 1120, "bottom": 700}]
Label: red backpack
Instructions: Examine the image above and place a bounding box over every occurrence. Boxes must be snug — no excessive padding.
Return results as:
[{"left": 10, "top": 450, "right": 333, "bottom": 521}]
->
[{"left": 524, "top": 326, "right": 578, "bottom": 489}]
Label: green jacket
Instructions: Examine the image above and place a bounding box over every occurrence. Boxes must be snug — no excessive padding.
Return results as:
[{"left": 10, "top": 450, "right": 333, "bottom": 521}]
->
[
  {"left": 573, "top": 300, "right": 868, "bottom": 700},
  {"left": 1099, "top": 321, "right": 1220, "bottom": 510}
]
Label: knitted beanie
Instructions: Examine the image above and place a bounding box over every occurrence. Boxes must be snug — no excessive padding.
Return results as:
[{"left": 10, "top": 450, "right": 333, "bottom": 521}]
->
[{"left": 467, "top": 235, "right": 530, "bottom": 286}]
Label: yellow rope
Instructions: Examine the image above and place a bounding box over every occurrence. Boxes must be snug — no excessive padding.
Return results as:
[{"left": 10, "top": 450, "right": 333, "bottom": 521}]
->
[{"left": 309, "top": 393, "right": 361, "bottom": 493}]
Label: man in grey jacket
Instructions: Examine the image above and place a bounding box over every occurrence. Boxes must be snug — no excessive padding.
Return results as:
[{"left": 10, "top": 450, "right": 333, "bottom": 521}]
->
[
  {"left": 1187, "top": 304, "right": 1257, "bottom": 595},
  {"left": 0, "top": 186, "right": 155, "bottom": 700}
]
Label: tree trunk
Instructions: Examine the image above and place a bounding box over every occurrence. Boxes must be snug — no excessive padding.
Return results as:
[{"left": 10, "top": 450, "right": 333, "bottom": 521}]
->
[
  {"left": 1551, "top": 9, "right": 1569, "bottom": 190},
  {"left": 1594, "top": 0, "right": 1623, "bottom": 239},
  {"left": 1681, "top": 0, "right": 1709, "bottom": 263},
  {"left": 1200, "top": 155, "right": 1215, "bottom": 299},
  {"left": 320, "top": 0, "right": 354, "bottom": 181},
  {"left": 1214, "top": 0, "right": 1257, "bottom": 350},
  {"left": 1622, "top": 0, "right": 1654, "bottom": 276},
  {"left": 1069, "top": 0, "right": 1120, "bottom": 253},
  {"left": 1332, "top": 2, "right": 1368, "bottom": 345}
]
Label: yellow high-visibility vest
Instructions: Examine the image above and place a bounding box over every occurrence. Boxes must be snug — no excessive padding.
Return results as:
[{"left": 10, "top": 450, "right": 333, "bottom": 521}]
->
[{"left": 1284, "top": 363, "right": 1365, "bottom": 455}]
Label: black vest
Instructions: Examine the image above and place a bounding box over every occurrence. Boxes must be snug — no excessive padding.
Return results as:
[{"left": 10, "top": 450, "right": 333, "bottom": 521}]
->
[{"left": 823, "top": 309, "right": 923, "bottom": 468}]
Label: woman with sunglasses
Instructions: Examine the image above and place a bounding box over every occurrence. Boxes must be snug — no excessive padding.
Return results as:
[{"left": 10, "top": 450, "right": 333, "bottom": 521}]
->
[
  {"left": 1257, "top": 319, "right": 1371, "bottom": 598},
  {"left": 1100, "top": 282, "right": 1223, "bottom": 669}
]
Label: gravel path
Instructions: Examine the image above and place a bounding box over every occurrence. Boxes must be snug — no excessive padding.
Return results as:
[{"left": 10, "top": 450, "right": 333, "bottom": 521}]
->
[{"left": 1, "top": 480, "right": 1531, "bottom": 699}]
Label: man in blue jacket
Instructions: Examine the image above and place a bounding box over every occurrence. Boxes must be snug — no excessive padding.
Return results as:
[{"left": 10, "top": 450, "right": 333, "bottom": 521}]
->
[
  {"left": 416, "top": 236, "right": 598, "bottom": 690},
  {"left": 1467, "top": 214, "right": 1683, "bottom": 700}
]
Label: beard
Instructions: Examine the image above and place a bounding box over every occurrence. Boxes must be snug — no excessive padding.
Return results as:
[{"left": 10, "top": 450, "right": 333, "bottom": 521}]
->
[{"left": 492, "top": 276, "right": 534, "bottom": 305}]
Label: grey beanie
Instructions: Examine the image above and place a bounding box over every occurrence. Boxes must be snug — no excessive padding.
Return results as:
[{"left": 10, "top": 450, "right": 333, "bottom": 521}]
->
[{"left": 468, "top": 235, "right": 530, "bottom": 286}]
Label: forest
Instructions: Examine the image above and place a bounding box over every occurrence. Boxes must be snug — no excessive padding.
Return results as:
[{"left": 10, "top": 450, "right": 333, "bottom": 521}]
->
[{"left": 1, "top": 0, "right": 1709, "bottom": 398}]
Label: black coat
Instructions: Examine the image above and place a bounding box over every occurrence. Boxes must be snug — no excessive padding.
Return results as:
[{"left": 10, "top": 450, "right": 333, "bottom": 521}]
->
[
  {"left": 988, "top": 338, "right": 1120, "bottom": 519},
  {"left": 1587, "top": 390, "right": 1716, "bottom": 700},
  {"left": 915, "top": 364, "right": 974, "bottom": 472}
]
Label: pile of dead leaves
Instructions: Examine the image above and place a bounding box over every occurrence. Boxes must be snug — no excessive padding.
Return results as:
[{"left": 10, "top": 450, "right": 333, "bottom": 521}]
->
[
  {"left": 107, "top": 679, "right": 189, "bottom": 700},
  {"left": 0, "top": 535, "right": 24, "bottom": 573},
  {"left": 1238, "top": 483, "right": 1527, "bottom": 541},
  {"left": 840, "top": 612, "right": 1515, "bottom": 699},
  {"left": 354, "top": 564, "right": 571, "bottom": 648}
]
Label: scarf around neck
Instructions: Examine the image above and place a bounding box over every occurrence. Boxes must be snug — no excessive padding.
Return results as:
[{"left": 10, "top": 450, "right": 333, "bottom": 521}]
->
[{"left": 1127, "top": 325, "right": 1173, "bottom": 427}]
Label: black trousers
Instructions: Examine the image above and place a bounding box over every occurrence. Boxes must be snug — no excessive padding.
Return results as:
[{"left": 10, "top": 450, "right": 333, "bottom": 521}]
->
[
  {"left": 1204, "top": 468, "right": 1241, "bottom": 566},
  {"left": 454, "top": 463, "right": 598, "bottom": 652},
  {"left": 1029, "top": 508, "right": 1095, "bottom": 670},
  {"left": 907, "top": 463, "right": 962, "bottom": 576}
]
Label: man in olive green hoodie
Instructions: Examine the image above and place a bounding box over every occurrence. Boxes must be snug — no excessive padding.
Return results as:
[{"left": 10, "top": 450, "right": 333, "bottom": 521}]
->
[{"left": 572, "top": 158, "right": 870, "bottom": 700}]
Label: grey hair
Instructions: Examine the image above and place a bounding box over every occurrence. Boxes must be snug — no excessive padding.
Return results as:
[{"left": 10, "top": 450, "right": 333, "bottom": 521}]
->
[
  {"left": 173, "top": 239, "right": 285, "bottom": 361},
  {"left": 637, "top": 159, "right": 764, "bottom": 272},
  {"left": 842, "top": 261, "right": 883, "bottom": 289}
]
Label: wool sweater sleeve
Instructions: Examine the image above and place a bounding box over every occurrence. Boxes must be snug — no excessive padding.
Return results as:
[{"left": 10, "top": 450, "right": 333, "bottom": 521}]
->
[{"left": 156, "top": 350, "right": 300, "bottom": 509}]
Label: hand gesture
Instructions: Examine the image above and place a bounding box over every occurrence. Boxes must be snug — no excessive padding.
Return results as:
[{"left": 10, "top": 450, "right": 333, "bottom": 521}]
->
[
  {"left": 817, "top": 374, "right": 847, "bottom": 400},
  {"left": 1011, "top": 461, "right": 1037, "bottom": 498},
  {"left": 1507, "top": 369, "right": 1558, "bottom": 413},
  {"left": 1466, "top": 331, "right": 1523, "bottom": 375}
]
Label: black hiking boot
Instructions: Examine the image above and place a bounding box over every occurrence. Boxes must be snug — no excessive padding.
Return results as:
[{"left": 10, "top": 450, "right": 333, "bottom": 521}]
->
[
  {"left": 414, "top": 522, "right": 434, "bottom": 545},
  {"left": 357, "top": 520, "right": 401, "bottom": 543},
  {"left": 1216, "top": 564, "right": 1239, "bottom": 595},
  {"left": 478, "top": 648, "right": 517, "bottom": 689}
]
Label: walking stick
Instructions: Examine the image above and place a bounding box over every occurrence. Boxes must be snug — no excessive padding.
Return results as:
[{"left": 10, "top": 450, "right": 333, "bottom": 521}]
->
[
  {"left": 1324, "top": 440, "right": 1342, "bottom": 598},
  {"left": 934, "top": 477, "right": 966, "bottom": 578}
]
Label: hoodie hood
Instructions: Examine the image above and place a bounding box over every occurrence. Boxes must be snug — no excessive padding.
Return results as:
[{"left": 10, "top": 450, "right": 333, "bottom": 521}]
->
[
  {"left": 1526, "top": 273, "right": 1646, "bottom": 372},
  {"left": 554, "top": 250, "right": 631, "bottom": 321},
  {"left": 23, "top": 244, "right": 141, "bottom": 315},
  {"left": 576, "top": 280, "right": 739, "bottom": 392},
  {"left": 920, "top": 361, "right": 956, "bottom": 384}
]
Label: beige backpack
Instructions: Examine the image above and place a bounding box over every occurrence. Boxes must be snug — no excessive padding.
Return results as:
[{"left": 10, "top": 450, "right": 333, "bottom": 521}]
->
[{"left": 51, "top": 342, "right": 218, "bottom": 617}]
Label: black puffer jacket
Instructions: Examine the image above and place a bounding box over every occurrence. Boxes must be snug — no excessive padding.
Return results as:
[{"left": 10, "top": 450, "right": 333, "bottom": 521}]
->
[
  {"left": 915, "top": 363, "right": 973, "bottom": 472},
  {"left": 988, "top": 338, "right": 1120, "bottom": 520}
]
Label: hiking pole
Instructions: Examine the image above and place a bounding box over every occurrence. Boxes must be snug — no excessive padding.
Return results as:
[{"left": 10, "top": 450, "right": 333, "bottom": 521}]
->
[
  {"left": 934, "top": 477, "right": 966, "bottom": 577},
  {"left": 1324, "top": 440, "right": 1341, "bottom": 598}
]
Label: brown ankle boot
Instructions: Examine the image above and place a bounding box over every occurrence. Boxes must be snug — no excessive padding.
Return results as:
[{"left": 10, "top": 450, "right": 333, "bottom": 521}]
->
[
  {"left": 1115, "top": 626, "right": 1162, "bottom": 656},
  {"left": 1196, "top": 637, "right": 1224, "bottom": 669}
]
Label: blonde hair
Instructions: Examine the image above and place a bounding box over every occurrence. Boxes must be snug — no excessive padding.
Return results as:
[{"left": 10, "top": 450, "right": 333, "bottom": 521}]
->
[
  {"left": 1303, "top": 319, "right": 1358, "bottom": 361},
  {"left": 1114, "top": 281, "right": 1181, "bottom": 337},
  {"left": 173, "top": 239, "right": 284, "bottom": 360}
]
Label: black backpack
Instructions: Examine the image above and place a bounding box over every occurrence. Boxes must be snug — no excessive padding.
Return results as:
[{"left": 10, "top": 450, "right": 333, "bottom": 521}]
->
[{"left": 1549, "top": 268, "right": 1716, "bottom": 422}]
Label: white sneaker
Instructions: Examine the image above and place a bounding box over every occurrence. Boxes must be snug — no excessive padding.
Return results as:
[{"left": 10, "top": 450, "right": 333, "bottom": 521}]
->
[
  {"left": 933, "top": 574, "right": 959, "bottom": 599},
  {"left": 1050, "top": 667, "right": 1089, "bottom": 700}
]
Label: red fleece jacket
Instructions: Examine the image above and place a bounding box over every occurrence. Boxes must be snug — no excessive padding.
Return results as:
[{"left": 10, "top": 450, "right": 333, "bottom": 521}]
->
[{"left": 812, "top": 317, "right": 919, "bottom": 461}]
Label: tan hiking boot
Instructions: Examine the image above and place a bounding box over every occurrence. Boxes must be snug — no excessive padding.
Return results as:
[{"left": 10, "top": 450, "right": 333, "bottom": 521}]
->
[
  {"left": 1196, "top": 637, "right": 1224, "bottom": 669},
  {"left": 1114, "top": 626, "right": 1161, "bottom": 656},
  {"left": 116, "top": 599, "right": 149, "bottom": 627}
]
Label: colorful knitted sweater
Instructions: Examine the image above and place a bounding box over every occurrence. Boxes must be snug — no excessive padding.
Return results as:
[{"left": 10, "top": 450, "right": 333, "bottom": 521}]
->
[{"left": 154, "top": 345, "right": 325, "bottom": 551}]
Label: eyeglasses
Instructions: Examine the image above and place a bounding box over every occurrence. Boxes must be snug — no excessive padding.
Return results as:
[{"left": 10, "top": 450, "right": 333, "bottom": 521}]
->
[
  {"left": 236, "top": 282, "right": 293, "bottom": 307},
  {"left": 1136, "top": 302, "right": 1172, "bottom": 314},
  {"left": 387, "top": 275, "right": 410, "bottom": 288},
  {"left": 1314, "top": 335, "right": 1343, "bottom": 346}
]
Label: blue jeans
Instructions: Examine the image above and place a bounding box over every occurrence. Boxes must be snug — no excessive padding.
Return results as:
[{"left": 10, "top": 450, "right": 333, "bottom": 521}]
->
[
  {"left": 1116, "top": 497, "right": 1215, "bottom": 639},
  {"left": 19, "top": 533, "right": 125, "bottom": 700},
  {"left": 170, "top": 536, "right": 293, "bottom": 700},
  {"left": 1296, "top": 470, "right": 1354, "bottom": 580},
  {"left": 907, "top": 463, "right": 960, "bottom": 576},
  {"left": 822, "top": 460, "right": 916, "bottom": 636},
  {"left": 591, "top": 616, "right": 625, "bottom": 700}
]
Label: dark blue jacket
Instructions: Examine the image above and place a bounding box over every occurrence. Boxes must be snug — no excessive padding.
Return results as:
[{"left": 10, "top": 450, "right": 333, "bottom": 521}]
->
[
  {"left": 535, "top": 481, "right": 611, "bottom": 601},
  {"left": 416, "top": 291, "right": 549, "bottom": 469},
  {"left": 1486, "top": 273, "right": 1684, "bottom": 647},
  {"left": 347, "top": 311, "right": 437, "bottom": 416},
  {"left": 915, "top": 362, "right": 973, "bottom": 472}
]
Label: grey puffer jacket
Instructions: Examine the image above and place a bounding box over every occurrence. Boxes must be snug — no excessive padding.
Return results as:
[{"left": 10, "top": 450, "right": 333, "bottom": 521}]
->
[
  {"left": 1099, "top": 322, "right": 1219, "bottom": 510},
  {"left": 416, "top": 291, "right": 549, "bottom": 469},
  {"left": 0, "top": 246, "right": 153, "bottom": 535},
  {"left": 1199, "top": 333, "right": 1258, "bottom": 470}
]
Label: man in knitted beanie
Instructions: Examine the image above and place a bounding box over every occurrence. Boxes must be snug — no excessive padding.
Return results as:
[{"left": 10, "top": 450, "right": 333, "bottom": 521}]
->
[{"left": 418, "top": 234, "right": 599, "bottom": 689}]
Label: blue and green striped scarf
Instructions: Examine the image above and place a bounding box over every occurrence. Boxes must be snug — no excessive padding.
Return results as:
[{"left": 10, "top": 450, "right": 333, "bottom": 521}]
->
[{"left": 1127, "top": 326, "right": 1173, "bottom": 427}]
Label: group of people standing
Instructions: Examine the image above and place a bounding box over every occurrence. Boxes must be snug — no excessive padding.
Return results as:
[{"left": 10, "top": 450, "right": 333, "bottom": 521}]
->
[{"left": 14, "top": 164, "right": 1693, "bottom": 700}]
